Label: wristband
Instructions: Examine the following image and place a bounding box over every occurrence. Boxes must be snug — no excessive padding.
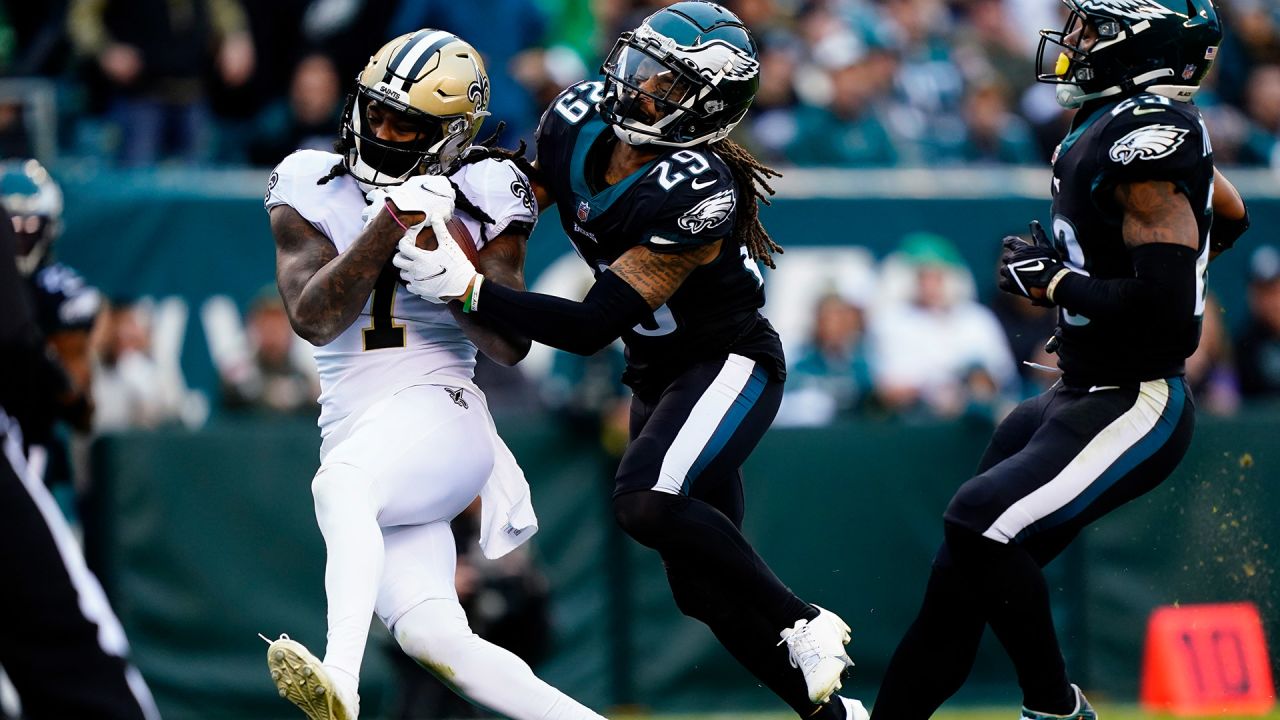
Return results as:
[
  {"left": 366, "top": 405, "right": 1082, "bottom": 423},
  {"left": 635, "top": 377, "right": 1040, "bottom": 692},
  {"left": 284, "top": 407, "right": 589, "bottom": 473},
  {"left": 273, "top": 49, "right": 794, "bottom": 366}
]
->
[
  {"left": 1046, "top": 267, "right": 1073, "bottom": 303},
  {"left": 385, "top": 200, "right": 409, "bottom": 230},
  {"left": 463, "top": 274, "right": 484, "bottom": 313}
]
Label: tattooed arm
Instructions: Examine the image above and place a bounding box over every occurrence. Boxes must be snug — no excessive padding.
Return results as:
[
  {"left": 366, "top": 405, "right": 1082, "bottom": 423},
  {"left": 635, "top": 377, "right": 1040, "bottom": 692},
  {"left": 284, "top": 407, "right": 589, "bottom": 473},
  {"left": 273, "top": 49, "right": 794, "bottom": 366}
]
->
[
  {"left": 468, "top": 240, "right": 721, "bottom": 356},
  {"left": 1050, "top": 180, "right": 1200, "bottom": 326},
  {"left": 446, "top": 225, "right": 533, "bottom": 365},
  {"left": 271, "top": 202, "right": 423, "bottom": 346},
  {"left": 1116, "top": 180, "right": 1199, "bottom": 252},
  {"left": 609, "top": 241, "right": 722, "bottom": 309}
]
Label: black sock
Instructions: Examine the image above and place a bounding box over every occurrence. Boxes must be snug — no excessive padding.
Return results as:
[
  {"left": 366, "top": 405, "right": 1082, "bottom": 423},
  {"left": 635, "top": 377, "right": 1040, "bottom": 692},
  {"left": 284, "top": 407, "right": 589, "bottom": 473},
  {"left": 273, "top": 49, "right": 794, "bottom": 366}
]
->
[
  {"left": 944, "top": 523, "right": 1075, "bottom": 714},
  {"left": 615, "top": 490, "right": 814, "bottom": 628},
  {"left": 871, "top": 543, "right": 985, "bottom": 720}
]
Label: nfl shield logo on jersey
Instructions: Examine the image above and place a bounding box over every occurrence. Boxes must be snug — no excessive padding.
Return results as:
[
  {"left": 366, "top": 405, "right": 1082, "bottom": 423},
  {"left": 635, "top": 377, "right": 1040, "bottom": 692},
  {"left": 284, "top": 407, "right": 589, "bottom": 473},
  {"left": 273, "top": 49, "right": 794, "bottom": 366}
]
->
[{"left": 577, "top": 200, "right": 590, "bottom": 221}]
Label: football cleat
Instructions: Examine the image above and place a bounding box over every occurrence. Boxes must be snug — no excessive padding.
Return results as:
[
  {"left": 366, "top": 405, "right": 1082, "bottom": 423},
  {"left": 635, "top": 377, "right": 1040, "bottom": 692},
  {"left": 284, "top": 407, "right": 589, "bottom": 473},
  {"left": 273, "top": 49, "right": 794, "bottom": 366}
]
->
[
  {"left": 1021, "top": 684, "right": 1097, "bottom": 720},
  {"left": 778, "top": 605, "right": 854, "bottom": 704},
  {"left": 264, "top": 634, "right": 359, "bottom": 720},
  {"left": 838, "top": 695, "right": 870, "bottom": 720}
]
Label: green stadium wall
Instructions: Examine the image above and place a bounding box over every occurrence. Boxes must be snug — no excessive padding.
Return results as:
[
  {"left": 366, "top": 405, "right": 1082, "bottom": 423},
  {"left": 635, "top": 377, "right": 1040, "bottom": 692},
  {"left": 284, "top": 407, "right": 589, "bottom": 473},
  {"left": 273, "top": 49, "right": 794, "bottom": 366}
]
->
[{"left": 86, "top": 413, "right": 1279, "bottom": 718}]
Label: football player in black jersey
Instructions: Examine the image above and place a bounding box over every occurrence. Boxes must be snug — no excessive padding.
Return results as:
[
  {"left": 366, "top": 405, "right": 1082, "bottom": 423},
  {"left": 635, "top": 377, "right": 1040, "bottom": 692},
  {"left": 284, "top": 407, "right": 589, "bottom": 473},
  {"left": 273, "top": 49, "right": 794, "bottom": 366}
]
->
[
  {"left": 1, "top": 159, "right": 99, "bottom": 487},
  {"left": 0, "top": 204, "right": 158, "bottom": 719},
  {"left": 392, "top": 3, "right": 866, "bottom": 718},
  {"left": 872, "top": 2, "right": 1249, "bottom": 719}
]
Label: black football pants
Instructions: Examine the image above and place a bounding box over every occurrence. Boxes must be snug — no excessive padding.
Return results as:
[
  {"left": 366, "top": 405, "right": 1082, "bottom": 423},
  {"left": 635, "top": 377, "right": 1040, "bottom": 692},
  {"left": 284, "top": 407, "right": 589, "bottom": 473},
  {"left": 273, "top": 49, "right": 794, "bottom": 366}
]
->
[
  {"left": 611, "top": 354, "right": 844, "bottom": 718},
  {"left": 873, "top": 377, "right": 1195, "bottom": 719}
]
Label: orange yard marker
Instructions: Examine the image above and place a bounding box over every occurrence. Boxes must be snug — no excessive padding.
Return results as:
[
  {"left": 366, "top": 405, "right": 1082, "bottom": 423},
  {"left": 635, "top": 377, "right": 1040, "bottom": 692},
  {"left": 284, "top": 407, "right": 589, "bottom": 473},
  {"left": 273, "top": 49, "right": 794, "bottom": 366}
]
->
[{"left": 1141, "top": 603, "right": 1275, "bottom": 715}]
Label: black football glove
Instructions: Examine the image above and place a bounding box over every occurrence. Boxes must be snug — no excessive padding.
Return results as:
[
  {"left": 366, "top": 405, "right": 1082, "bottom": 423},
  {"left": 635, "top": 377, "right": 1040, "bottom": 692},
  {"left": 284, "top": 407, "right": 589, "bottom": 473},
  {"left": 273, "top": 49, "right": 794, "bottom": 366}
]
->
[{"left": 998, "top": 221, "right": 1067, "bottom": 307}]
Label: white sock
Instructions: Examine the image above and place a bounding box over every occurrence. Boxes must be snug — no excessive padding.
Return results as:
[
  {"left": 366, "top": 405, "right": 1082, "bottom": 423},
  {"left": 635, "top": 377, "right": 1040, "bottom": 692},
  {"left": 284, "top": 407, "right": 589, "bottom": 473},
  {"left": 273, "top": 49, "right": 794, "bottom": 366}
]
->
[
  {"left": 392, "top": 599, "right": 605, "bottom": 720},
  {"left": 311, "top": 463, "right": 383, "bottom": 690}
]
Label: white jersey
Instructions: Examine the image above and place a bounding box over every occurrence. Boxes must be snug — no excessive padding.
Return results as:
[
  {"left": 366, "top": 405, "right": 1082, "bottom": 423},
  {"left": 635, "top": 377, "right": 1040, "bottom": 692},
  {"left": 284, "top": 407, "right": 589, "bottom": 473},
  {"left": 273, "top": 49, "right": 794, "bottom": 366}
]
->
[{"left": 265, "top": 150, "right": 538, "bottom": 439}]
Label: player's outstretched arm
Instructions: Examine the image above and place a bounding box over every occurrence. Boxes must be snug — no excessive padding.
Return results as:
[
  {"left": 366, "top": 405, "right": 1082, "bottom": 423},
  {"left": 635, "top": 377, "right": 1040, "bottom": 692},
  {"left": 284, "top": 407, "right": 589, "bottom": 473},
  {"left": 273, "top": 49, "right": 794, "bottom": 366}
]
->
[
  {"left": 448, "top": 226, "right": 533, "bottom": 366},
  {"left": 1048, "top": 180, "right": 1200, "bottom": 326},
  {"left": 472, "top": 241, "right": 720, "bottom": 356},
  {"left": 271, "top": 203, "right": 411, "bottom": 346}
]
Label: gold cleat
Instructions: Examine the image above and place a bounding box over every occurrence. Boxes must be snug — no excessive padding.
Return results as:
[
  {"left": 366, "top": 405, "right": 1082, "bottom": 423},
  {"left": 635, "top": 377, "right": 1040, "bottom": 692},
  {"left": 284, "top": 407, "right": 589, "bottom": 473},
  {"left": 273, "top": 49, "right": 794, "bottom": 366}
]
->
[{"left": 263, "top": 634, "right": 356, "bottom": 720}]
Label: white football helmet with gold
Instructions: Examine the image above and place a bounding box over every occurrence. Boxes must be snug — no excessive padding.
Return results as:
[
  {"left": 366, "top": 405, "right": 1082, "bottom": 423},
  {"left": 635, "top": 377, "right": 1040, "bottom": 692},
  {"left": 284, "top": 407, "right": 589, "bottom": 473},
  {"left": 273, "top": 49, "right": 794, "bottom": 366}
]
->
[{"left": 339, "top": 29, "right": 491, "bottom": 187}]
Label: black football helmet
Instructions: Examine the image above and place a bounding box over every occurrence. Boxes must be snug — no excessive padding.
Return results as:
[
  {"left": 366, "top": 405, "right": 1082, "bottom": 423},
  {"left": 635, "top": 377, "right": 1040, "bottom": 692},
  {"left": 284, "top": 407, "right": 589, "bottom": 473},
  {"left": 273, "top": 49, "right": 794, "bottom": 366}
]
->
[{"left": 1036, "top": 0, "right": 1223, "bottom": 108}]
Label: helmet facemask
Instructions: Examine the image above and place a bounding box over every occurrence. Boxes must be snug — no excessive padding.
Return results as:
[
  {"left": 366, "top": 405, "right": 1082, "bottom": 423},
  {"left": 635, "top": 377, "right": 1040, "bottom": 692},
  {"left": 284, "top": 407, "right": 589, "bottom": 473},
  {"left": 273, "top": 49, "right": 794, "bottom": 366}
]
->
[
  {"left": 600, "top": 18, "right": 756, "bottom": 147},
  {"left": 11, "top": 214, "right": 57, "bottom": 277},
  {"left": 1, "top": 158, "right": 62, "bottom": 277},
  {"left": 602, "top": 27, "right": 721, "bottom": 146},
  {"left": 1036, "top": 8, "right": 1107, "bottom": 108},
  {"left": 342, "top": 87, "right": 476, "bottom": 187}
]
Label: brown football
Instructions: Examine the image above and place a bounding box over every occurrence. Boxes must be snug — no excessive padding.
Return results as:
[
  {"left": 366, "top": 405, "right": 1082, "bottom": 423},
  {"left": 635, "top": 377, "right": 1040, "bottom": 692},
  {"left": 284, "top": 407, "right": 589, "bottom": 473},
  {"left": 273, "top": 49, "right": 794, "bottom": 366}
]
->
[{"left": 417, "top": 216, "right": 480, "bottom": 265}]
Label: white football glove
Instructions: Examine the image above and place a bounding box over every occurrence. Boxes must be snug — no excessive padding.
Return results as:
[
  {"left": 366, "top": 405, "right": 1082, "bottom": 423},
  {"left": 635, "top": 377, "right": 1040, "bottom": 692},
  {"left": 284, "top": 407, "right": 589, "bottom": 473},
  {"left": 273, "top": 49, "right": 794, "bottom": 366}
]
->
[
  {"left": 392, "top": 216, "right": 478, "bottom": 303},
  {"left": 364, "top": 174, "right": 456, "bottom": 229}
]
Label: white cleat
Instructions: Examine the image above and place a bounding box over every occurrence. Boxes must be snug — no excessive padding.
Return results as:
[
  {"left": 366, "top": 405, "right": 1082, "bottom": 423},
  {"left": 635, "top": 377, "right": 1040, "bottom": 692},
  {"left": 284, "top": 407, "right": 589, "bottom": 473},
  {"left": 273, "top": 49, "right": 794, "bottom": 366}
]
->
[
  {"left": 778, "top": 605, "right": 854, "bottom": 704},
  {"left": 264, "top": 634, "right": 359, "bottom": 720},
  {"left": 838, "top": 696, "right": 870, "bottom": 720}
]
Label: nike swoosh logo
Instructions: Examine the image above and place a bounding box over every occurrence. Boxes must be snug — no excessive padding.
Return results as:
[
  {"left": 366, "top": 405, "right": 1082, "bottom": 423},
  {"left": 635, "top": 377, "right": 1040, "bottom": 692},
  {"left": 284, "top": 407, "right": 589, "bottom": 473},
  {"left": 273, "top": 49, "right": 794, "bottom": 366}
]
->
[
  {"left": 1089, "top": 385, "right": 1121, "bottom": 392},
  {"left": 424, "top": 267, "right": 447, "bottom": 280},
  {"left": 1020, "top": 261, "right": 1045, "bottom": 272},
  {"left": 648, "top": 236, "right": 678, "bottom": 245},
  {"left": 690, "top": 177, "right": 716, "bottom": 190},
  {"left": 1133, "top": 108, "right": 1165, "bottom": 115}
]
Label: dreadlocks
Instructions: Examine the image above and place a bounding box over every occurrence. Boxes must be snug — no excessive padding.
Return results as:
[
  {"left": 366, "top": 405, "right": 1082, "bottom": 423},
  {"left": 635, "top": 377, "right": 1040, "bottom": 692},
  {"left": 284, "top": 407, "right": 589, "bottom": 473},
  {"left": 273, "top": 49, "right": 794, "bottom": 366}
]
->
[
  {"left": 455, "top": 128, "right": 544, "bottom": 188},
  {"left": 710, "top": 138, "right": 783, "bottom": 269},
  {"left": 316, "top": 140, "right": 348, "bottom": 186}
]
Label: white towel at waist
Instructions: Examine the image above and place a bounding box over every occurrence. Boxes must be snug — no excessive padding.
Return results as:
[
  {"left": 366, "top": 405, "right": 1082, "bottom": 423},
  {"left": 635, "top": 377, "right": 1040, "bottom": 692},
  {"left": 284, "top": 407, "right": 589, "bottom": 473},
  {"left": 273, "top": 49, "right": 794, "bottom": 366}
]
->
[{"left": 425, "top": 377, "right": 539, "bottom": 559}]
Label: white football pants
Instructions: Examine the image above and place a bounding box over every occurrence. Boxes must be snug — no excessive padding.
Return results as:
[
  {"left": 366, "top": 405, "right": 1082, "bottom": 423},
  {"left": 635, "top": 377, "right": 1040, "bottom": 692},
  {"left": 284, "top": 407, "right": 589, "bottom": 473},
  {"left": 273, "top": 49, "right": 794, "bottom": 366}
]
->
[{"left": 311, "top": 384, "right": 603, "bottom": 720}]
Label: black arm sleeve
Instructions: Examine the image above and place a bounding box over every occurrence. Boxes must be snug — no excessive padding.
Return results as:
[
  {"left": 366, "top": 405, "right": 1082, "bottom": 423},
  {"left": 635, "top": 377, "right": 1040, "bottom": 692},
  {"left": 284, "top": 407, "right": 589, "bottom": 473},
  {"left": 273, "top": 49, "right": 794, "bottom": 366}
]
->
[
  {"left": 1053, "top": 242, "right": 1199, "bottom": 327},
  {"left": 1211, "top": 204, "right": 1250, "bottom": 254},
  {"left": 476, "top": 269, "right": 653, "bottom": 356}
]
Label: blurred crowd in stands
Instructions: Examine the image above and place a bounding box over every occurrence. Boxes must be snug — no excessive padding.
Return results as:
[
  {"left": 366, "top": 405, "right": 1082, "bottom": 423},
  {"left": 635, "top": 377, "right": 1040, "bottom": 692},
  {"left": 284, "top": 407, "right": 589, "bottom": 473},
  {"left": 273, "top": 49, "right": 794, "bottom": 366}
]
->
[
  {"left": 774, "top": 236, "right": 1280, "bottom": 426},
  {"left": 0, "top": 0, "right": 1279, "bottom": 168}
]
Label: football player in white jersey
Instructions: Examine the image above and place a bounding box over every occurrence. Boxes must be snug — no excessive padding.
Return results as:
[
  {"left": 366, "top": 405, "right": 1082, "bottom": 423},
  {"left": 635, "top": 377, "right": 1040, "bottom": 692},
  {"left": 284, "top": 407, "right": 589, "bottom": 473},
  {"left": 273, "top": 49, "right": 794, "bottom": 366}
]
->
[{"left": 262, "top": 30, "right": 606, "bottom": 720}]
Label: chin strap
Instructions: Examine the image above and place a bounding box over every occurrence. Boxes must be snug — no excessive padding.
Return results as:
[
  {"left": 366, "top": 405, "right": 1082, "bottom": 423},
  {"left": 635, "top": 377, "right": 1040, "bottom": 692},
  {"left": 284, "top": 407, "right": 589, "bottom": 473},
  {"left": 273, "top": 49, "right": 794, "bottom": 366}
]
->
[{"left": 1058, "top": 68, "right": 1184, "bottom": 108}]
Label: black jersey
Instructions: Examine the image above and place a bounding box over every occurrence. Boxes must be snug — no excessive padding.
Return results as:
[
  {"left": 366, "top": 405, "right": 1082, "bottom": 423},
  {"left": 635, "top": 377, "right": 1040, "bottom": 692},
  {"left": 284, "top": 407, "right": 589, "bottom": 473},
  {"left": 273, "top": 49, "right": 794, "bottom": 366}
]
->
[
  {"left": 536, "top": 80, "right": 784, "bottom": 396},
  {"left": 28, "top": 263, "right": 101, "bottom": 336},
  {"left": 1048, "top": 93, "right": 1214, "bottom": 385}
]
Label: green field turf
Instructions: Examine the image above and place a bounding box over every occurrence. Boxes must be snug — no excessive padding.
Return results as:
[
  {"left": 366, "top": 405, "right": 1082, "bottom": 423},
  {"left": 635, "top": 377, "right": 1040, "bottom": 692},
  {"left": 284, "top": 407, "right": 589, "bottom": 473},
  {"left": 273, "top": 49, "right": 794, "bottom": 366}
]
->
[{"left": 614, "top": 708, "right": 1280, "bottom": 720}]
